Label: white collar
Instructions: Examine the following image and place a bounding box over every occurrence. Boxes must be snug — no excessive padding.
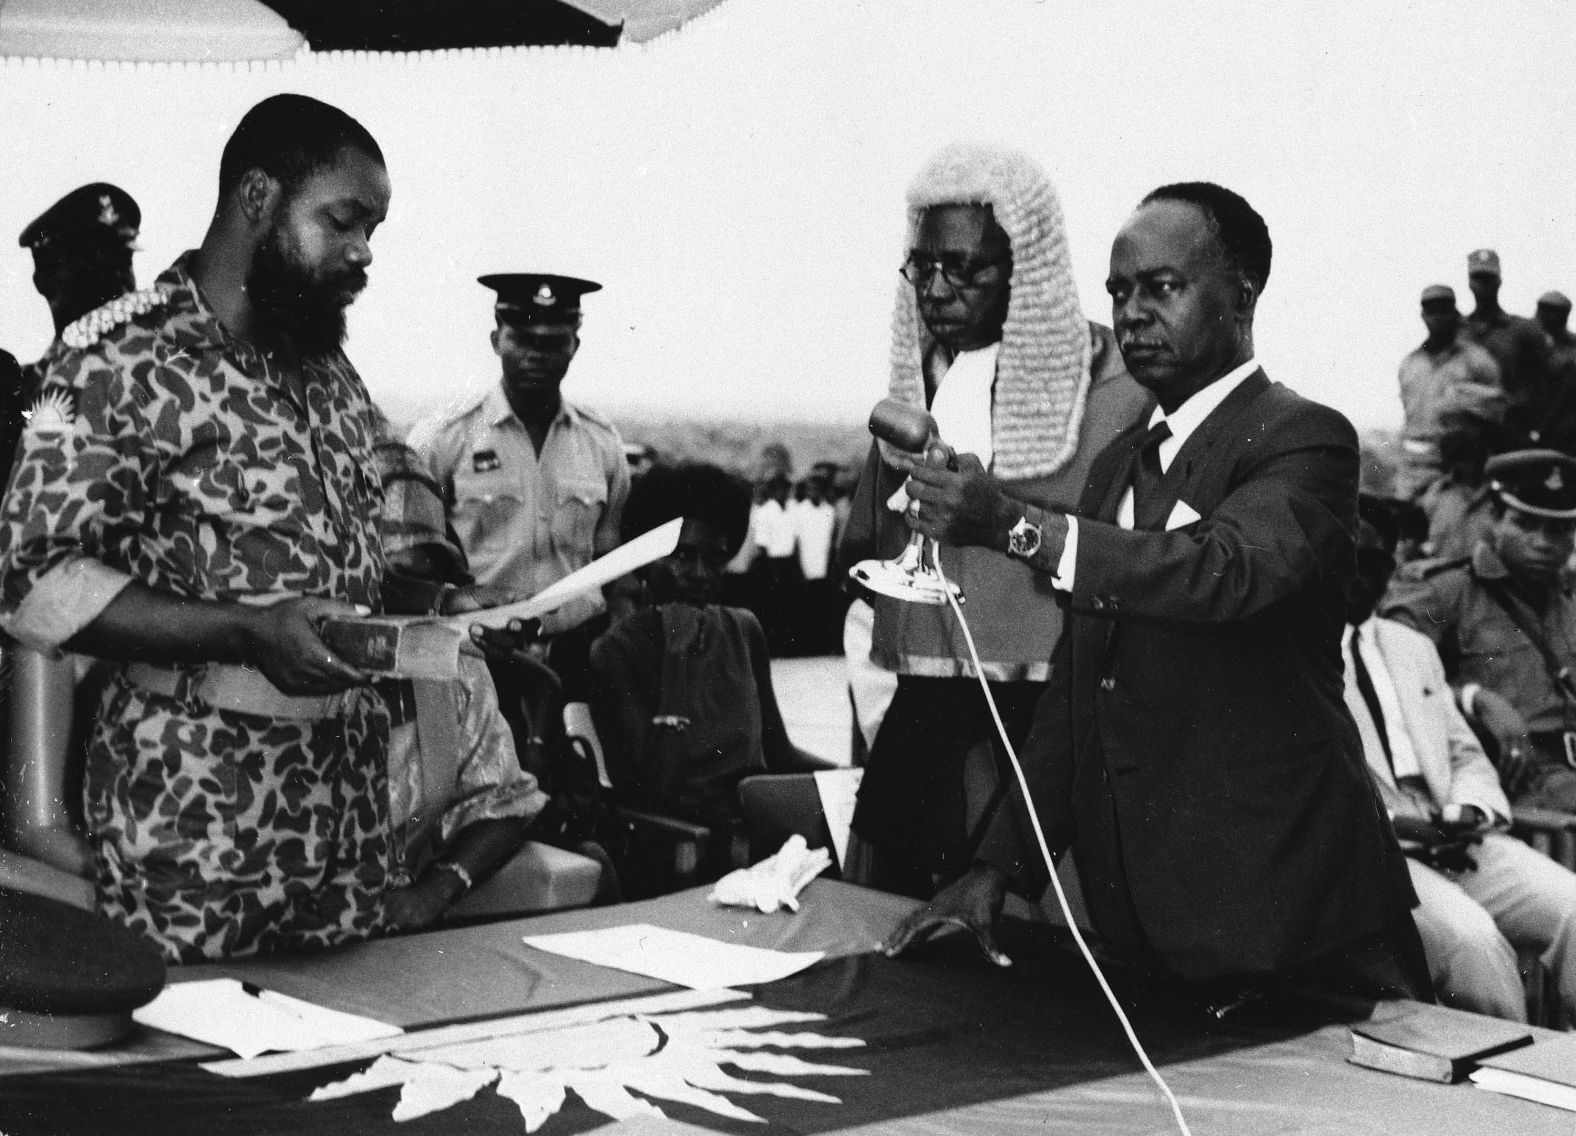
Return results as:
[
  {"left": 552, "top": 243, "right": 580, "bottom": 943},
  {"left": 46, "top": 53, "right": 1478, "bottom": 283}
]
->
[
  {"left": 487, "top": 383, "right": 574, "bottom": 430},
  {"left": 1146, "top": 358, "right": 1260, "bottom": 457},
  {"left": 1341, "top": 615, "right": 1381, "bottom": 651}
]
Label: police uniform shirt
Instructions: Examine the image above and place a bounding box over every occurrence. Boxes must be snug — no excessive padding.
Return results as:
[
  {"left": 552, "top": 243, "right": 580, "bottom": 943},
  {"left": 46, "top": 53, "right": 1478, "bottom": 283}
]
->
[
  {"left": 1382, "top": 540, "right": 1576, "bottom": 736},
  {"left": 422, "top": 385, "right": 629, "bottom": 633}
]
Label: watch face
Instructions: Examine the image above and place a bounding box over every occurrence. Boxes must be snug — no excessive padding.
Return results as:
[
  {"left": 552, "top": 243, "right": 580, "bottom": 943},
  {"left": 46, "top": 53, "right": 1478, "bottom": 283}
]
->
[{"left": 1009, "top": 518, "right": 1040, "bottom": 558}]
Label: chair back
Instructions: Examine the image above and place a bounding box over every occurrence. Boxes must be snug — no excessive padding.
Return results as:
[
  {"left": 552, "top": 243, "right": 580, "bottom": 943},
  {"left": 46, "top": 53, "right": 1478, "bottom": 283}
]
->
[{"left": 737, "top": 772, "right": 841, "bottom": 876}]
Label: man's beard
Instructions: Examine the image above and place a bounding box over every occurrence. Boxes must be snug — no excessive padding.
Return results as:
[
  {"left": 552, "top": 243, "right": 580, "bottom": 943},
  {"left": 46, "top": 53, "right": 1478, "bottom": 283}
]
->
[{"left": 247, "top": 221, "right": 366, "bottom": 360}]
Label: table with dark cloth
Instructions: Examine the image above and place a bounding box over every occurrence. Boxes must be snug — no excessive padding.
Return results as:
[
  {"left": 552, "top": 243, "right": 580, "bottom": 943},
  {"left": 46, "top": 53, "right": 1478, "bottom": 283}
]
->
[{"left": 0, "top": 880, "right": 1569, "bottom": 1135}]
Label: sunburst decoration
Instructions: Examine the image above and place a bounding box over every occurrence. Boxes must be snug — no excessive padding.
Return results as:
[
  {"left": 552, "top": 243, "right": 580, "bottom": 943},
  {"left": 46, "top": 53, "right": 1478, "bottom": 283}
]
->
[
  {"left": 22, "top": 388, "right": 76, "bottom": 438},
  {"left": 309, "top": 1005, "right": 866, "bottom": 1128}
]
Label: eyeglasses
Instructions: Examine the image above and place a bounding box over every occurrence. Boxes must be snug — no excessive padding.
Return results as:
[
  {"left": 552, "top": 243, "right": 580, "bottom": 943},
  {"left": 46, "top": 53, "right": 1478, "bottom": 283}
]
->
[{"left": 900, "top": 255, "right": 1008, "bottom": 291}]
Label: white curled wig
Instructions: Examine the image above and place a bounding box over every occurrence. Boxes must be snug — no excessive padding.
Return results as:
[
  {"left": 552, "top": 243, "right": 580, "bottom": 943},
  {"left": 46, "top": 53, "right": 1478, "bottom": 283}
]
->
[{"left": 885, "top": 143, "right": 1091, "bottom": 481}]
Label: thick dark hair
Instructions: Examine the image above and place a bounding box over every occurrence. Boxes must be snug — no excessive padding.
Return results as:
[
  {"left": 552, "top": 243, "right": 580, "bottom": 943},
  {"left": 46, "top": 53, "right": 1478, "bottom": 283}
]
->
[
  {"left": 218, "top": 94, "right": 384, "bottom": 198},
  {"left": 1141, "top": 181, "right": 1272, "bottom": 294},
  {"left": 621, "top": 462, "right": 752, "bottom": 557}
]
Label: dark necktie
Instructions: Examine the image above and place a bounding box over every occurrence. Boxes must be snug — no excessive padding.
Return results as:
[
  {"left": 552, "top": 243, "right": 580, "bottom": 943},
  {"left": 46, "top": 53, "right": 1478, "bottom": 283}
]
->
[
  {"left": 1349, "top": 626, "right": 1396, "bottom": 775},
  {"left": 1129, "top": 419, "right": 1173, "bottom": 529}
]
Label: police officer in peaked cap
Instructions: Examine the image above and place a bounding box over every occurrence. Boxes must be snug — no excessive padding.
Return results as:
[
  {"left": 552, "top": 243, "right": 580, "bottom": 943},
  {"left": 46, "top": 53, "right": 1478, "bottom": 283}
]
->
[{"left": 19, "top": 182, "right": 141, "bottom": 336}]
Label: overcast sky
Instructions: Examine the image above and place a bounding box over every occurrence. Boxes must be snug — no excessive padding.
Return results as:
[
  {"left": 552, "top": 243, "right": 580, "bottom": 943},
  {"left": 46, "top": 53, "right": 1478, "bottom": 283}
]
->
[{"left": 2, "top": 0, "right": 1572, "bottom": 436}]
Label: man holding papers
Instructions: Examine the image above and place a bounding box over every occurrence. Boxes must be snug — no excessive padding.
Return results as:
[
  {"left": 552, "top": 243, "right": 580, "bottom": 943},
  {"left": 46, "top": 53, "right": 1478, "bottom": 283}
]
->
[{"left": 0, "top": 97, "right": 397, "bottom": 961}]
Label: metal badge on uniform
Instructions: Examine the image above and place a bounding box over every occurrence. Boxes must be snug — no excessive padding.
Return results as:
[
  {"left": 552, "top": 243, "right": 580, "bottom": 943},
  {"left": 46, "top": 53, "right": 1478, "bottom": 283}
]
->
[
  {"left": 22, "top": 388, "right": 78, "bottom": 444},
  {"left": 472, "top": 449, "right": 502, "bottom": 473}
]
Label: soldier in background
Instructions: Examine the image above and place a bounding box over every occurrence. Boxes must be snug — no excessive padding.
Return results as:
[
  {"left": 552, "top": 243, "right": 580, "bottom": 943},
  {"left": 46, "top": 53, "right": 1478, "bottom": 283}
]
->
[
  {"left": 1534, "top": 291, "right": 1576, "bottom": 451},
  {"left": 1464, "top": 248, "right": 1551, "bottom": 447},
  {"left": 1394, "top": 284, "right": 1502, "bottom": 501},
  {"left": 3, "top": 183, "right": 141, "bottom": 488}
]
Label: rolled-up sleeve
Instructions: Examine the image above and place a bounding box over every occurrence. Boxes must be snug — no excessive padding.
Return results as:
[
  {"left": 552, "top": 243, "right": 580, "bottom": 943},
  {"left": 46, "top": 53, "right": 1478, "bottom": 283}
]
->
[{"left": 0, "top": 350, "right": 152, "bottom": 652}]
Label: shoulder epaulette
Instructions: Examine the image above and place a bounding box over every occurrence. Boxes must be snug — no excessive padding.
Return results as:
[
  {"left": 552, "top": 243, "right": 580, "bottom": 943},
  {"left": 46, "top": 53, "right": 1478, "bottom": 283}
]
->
[
  {"left": 61, "top": 287, "right": 171, "bottom": 350},
  {"left": 1413, "top": 555, "right": 1471, "bottom": 578},
  {"left": 435, "top": 388, "right": 492, "bottom": 426},
  {"left": 571, "top": 401, "right": 618, "bottom": 432}
]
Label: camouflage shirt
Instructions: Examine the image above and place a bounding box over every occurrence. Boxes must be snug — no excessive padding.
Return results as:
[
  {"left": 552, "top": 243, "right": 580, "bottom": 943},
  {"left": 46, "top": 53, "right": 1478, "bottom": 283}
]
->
[{"left": 0, "top": 252, "right": 385, "bottom": 651}]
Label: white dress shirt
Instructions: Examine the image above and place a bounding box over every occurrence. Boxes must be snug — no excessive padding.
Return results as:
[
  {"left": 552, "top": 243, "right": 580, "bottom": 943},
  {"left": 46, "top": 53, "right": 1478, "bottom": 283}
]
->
[{"left": 1053, "top": 358, "right": 1260, "bottom": 589}]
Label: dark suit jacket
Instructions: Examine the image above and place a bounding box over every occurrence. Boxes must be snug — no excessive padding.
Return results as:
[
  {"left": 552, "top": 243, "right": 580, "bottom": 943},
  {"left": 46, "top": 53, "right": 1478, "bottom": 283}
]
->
[{"left": 983, "top": 370, "right": 1416, "bottom": 982}]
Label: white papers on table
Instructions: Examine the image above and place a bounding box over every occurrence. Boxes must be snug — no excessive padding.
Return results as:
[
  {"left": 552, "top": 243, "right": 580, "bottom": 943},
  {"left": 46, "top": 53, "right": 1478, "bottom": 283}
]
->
[
  {"left": 814, "top": 767, "right": 863, "bottom": 869},
  {"left": 133, "top": 978, "right": 403, "bottom": 1060},
  {"left": 522, "top": 924, "right": 823, "bottom": 989}
]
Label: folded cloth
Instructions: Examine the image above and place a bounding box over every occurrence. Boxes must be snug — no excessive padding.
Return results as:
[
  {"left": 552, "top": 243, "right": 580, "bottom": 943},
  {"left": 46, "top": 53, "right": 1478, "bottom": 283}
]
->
[{"left": 709, "top": 836, "right": 832, "bottom": 914}]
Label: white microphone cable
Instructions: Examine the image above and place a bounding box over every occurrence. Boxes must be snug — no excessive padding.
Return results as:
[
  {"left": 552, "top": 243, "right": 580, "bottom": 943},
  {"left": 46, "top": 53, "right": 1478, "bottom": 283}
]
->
[{"left": 932, "top": 545, "right": 1194, "bottom": 1136}]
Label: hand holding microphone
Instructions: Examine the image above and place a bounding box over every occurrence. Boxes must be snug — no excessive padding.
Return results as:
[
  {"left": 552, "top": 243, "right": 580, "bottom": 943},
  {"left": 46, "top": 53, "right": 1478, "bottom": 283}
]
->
[
  {"left": 872, "top": 393, "right": 1006, "bottom": 547},
  {"left": 849, "top": 398, "right": 966, "bottom": 605}
]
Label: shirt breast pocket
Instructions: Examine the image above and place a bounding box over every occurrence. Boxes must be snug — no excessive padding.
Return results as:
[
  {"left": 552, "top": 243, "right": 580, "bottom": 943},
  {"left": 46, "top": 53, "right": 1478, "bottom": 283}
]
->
[
  {"left": 451, "top": 471, "right": 525, "bottom": 554},
  {"left": 165, "top": 449, "right": 297, "bottom": 534},
  {"left": 551, "top": 478, "right": 606, "bottom": 552}
]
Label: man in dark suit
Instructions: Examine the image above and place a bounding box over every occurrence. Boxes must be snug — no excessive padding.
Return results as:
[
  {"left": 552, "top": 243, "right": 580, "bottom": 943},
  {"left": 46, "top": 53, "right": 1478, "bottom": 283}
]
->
[{"left": 886, "top": 182, "right": 1427, "bottom": 1001}]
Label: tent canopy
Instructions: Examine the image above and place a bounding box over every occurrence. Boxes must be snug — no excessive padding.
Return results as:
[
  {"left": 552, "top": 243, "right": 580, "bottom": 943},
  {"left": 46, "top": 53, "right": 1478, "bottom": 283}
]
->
[
  {"left": 0, "top": 0, "right": 730, "bottom": 59},
  {"left": 255, "top": 1, "right": 617, "bottom": 51},
  {"left": 0, "top": 0, "right": 304, "bottom": 61}
]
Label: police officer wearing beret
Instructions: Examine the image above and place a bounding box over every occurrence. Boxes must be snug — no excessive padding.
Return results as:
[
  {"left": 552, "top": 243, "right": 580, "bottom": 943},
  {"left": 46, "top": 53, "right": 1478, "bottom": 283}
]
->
[
  {"left": 421, "top": 275, "right": 630, "bottom": 700},
  {"left": 1384, "top": 449, "right": 1576, "bottom": 811}
]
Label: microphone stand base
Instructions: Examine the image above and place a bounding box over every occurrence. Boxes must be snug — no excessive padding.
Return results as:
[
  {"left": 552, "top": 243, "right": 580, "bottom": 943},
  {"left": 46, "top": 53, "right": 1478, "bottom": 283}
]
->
[{"left": 849, "top": 559, "right": 963, "bottom": 606}]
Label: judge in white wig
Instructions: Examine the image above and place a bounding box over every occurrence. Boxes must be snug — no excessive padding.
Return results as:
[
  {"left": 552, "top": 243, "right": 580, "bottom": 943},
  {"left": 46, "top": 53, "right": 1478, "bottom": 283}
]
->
[{"left": 841, "top": 143, "right": 1148, "bottom": 898}]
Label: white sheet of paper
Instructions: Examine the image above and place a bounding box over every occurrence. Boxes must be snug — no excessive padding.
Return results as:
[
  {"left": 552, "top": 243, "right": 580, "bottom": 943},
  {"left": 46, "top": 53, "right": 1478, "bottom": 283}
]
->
[
  {"left": 813, "top": 767, "right": 863, "bottom": 870},
  {"left": 133, "top": 978, "right": 403, "bottom": 1060},
  {"left": 522, "top": 924, "right": 823, "bottom": 990},
  {"left": 455, "top": 518, "right": 683, "bottom": 631}
]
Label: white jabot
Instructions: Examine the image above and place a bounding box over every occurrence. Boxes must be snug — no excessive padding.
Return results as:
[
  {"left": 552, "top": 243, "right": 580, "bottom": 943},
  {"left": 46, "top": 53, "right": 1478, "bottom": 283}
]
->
[
  {"left": 929, "top": 342, "right": 999, "bottom": 469},
  {"left": 1055, "top": 358, "right": 1260, "bottom": 589}
]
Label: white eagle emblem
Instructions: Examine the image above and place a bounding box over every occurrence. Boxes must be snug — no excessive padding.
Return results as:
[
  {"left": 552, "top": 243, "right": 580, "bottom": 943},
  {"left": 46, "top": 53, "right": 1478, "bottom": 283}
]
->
[
  {"left": 22, "top": 388, "right": 76, "bottom": 438},
  {"left": 1547, "top": 467, "right": 1565, "bottom": 492},
  {"left": 98, "top": 193, "right": 119, "bottom": 227}
]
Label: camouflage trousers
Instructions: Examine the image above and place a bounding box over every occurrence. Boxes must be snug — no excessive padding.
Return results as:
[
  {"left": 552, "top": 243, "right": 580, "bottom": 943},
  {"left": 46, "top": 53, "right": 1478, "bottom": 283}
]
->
[{"left": 84, "top": 673, "right": 390, "bottom": 964}]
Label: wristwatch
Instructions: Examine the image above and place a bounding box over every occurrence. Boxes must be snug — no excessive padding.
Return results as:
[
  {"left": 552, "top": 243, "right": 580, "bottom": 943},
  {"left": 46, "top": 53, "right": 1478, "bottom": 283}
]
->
[{"left": 1006, "top": 515, "right": 1042, "bottom": 561}]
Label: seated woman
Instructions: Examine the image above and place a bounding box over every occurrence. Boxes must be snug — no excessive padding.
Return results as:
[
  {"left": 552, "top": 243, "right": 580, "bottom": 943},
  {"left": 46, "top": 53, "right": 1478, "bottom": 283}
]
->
[
  {"left": 375, "top": 440, "right": 554, "bottom": 930},
  {"left": 590, "top": 463, "right": 830, "bottom": 877}
]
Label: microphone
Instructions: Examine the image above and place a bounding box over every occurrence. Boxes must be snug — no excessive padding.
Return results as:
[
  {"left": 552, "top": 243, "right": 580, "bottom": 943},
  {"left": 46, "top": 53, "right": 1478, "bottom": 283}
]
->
[
  {"left": 868, "top": 398, "right": 935, "bottom": 455},
  {"left": 848, "top": 398, "right": 962, "bottom": 606}
]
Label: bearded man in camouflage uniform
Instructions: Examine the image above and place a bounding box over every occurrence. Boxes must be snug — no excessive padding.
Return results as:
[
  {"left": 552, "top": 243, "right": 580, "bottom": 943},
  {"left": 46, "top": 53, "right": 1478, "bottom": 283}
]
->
[{"left": 0, "top": 95, "right": 396, "bottom": 962}]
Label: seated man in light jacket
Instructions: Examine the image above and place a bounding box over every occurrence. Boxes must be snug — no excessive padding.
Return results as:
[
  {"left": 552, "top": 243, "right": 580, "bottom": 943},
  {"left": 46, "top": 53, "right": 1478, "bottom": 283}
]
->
[{"left": 1349, "top": 504, "right": 1576, "bottom": 1021}]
